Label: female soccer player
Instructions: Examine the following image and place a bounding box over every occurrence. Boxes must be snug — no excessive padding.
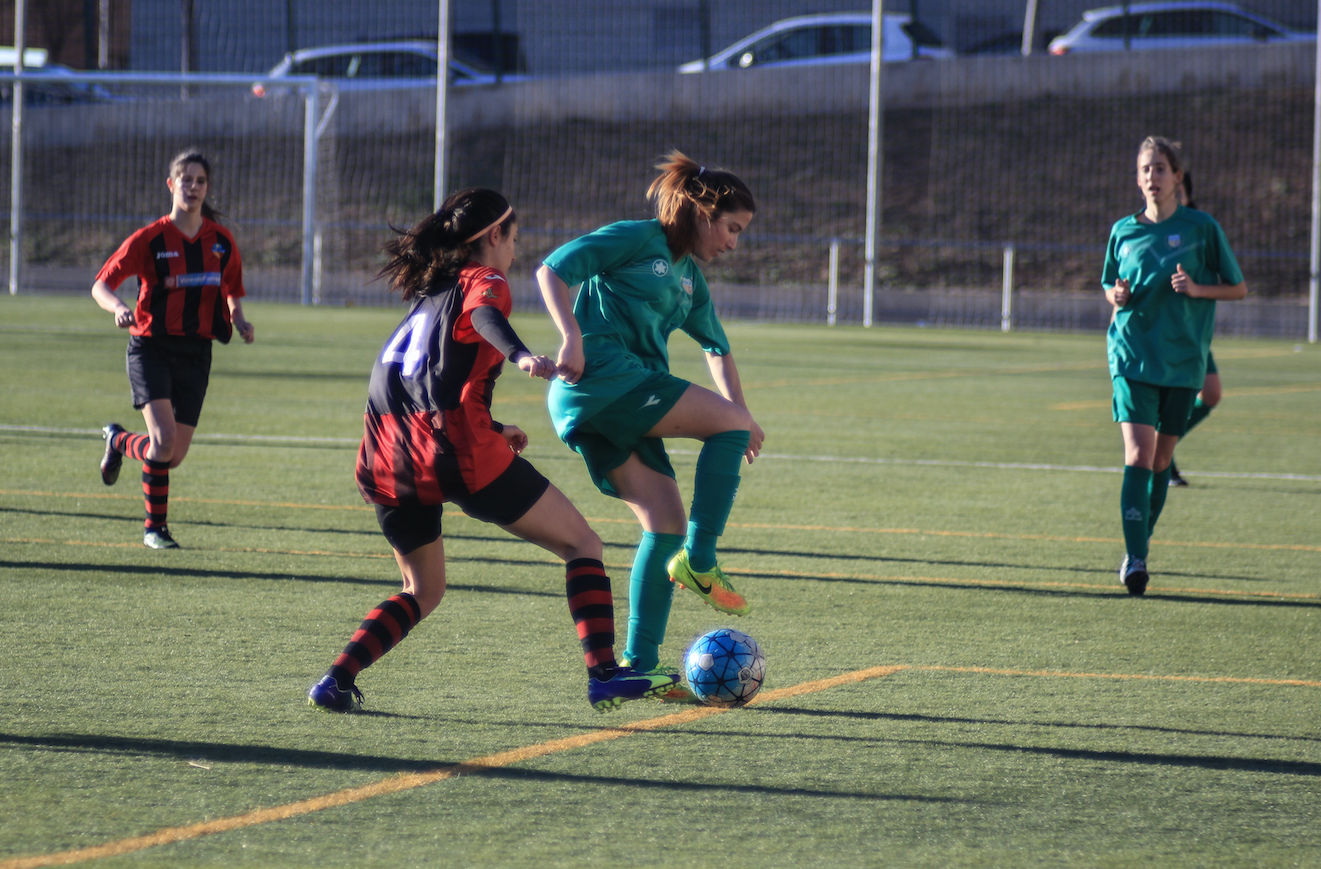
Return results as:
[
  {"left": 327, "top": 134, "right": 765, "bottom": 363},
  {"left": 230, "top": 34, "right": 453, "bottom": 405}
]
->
[
  {"left": 537, "top": 151, "right": 764, "bottom": 678},
  {"left": 91, "top": 149, "right": 255, "bottom": 550},
  {"left": 1103, "top": 137, "right": 1245, "bottom": 595},
  {"left": 307, "top": 188, "right": 680, "bottom": 714}
]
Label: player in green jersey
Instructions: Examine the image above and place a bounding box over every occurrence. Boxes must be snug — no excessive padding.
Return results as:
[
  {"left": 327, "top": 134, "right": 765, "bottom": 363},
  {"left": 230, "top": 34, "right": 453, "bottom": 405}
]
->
[
  {"left": 1103, "top": 137, "right": 1245, "bottom": 595},
  {"left": 537, "top": 151, "right": 764, "bottom": 681}
]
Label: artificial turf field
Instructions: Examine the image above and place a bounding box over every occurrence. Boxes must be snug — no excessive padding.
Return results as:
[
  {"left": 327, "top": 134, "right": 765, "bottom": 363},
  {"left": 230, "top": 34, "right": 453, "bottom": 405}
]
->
[{"left": 1, "top": 295, "right": 1318, "bottom": 868}]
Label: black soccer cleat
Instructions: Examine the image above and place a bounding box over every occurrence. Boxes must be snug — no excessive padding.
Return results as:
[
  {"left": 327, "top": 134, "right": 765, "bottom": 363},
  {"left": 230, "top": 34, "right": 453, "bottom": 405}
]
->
[
  {"left": 100, "top": 423, "right": 125, "bottom": 486},
  {"left": 1168, "top": 461, "right": 1188, "bottom": 488},
  {"left": 1119, "top": 555, "right": 1149, "bottom": 597}
]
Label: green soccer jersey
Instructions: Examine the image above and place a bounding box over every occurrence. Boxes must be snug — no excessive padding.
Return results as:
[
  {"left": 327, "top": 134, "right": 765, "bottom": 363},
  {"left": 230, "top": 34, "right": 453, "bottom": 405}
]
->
[
  {"left": 1103, "top": 205, "right": 1243, "bottom": 389},
  {"left": 543, "top": 219, "right": 731, "bottom": 437}
]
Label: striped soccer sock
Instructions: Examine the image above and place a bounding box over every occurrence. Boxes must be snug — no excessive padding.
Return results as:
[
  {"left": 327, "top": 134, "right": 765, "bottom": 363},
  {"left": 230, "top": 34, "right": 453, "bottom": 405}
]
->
[
  {"left": 327, "top": 593, "right": 423, "bottom": 690},
  {"left": 565, "top": 558, "right": 617, "bottom": 680},
  {"left": 142, "top": 459, "right": 170, "bottom": 529},
  {"left": 113, "top": 431, "right": 152, "bottom": 462}
]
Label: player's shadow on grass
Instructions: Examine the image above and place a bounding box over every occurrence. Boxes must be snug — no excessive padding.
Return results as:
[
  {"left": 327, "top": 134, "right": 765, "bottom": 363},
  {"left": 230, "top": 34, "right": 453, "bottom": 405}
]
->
[
  {"left": 741, "top": 569, "right": 1321, "bottom": 609},
  {"left": 759, "top": 706, "right": 1321, "bottom": 745},
  {"left": 0, "top": 560, "right": 560, "bottom": 597},
  {"left": 718, "top": 543, "right": 1270, "bottom": 584},
  {"left": 0, "top": 731, "right": 444, "bottom": 773}
]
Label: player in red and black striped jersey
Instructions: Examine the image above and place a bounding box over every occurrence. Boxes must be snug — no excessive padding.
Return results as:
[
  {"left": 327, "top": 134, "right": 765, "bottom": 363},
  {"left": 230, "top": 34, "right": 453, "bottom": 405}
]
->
[
  {"left": 91, "top": 150, "right": 255, "bottom": 550},
  {"left": 306, "top": 188, "right": 681, "bottom": 715}
]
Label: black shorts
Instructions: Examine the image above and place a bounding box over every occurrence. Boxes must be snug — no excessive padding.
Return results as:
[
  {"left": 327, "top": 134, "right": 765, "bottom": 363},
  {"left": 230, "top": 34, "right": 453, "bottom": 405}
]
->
[
  {"left": 374, "top": 456, "right": 551, "bottom": 554},
  {"left": 126, "top": 335, "right": 212, "bottom": 427}
]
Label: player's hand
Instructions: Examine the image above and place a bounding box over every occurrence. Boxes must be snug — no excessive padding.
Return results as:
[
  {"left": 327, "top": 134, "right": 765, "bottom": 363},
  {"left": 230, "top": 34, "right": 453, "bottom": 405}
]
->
[
  {"left": 501, "top": 424, "right": 529, "bottom": 455},
  {"left": 745, "top": 419, "right": 765, "bottom": 465},
  {"left": 516, "top": 353, "right": 555, "bottom": 381},
  {"left": 1171, "top": 264, "right": 1200, "bottom": 297},
  {"left": 1109, "top": 278, "right": 1131, "bottom": 307},
  {"left": 234, "top": 317, "right": 255, "bottom": 343},
  {"left": 113, "top": 307, "right": 135, "bottom": 329},
  {"left": 555, "top": 339, "right": 585, "bottom": 385}
]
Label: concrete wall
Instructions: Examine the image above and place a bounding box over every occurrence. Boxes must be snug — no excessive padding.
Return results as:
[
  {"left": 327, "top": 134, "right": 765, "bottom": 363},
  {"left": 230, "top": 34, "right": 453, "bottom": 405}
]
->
[{"left": 17, "top": 41, "right": 1314, "bottom": 149}]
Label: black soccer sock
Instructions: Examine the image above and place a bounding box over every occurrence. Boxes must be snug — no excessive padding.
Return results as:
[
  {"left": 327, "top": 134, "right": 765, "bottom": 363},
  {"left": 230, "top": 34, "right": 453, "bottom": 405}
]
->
[
  {"left": 328, "top": 593, "right": 423, "bottom": 689},
  {"left": 566, "top": 558, "right": 617, "bottom": 680},
  {"left": 142, "top": 459, "right": 170, "bottom": 529}
]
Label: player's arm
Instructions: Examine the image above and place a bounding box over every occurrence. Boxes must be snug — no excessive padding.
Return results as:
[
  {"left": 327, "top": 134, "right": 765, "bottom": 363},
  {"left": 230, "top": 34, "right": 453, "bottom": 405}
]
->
[
  {"left": 91, "top": 279, "right": 135, "bottom": 328},
  {"left": 227, "top": 295, "right": 255, "bottom": 343},
  {"left": 469, "top": 306, "right": 553, "bottom": 380},
  {"left": 1171, "top": 264, "right": 1247, "bottom": 300},
  {"left": 536, "top": 264, "right": 585, "bottom": 384},
  {"left": 705, "top": 351, "right": 764, "bottom": 463}
]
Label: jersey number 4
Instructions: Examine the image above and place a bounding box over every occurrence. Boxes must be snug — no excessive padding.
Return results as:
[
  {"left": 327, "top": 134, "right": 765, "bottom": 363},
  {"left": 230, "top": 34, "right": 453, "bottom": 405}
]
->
[{"left": 379, "top": 311, "right": 431, "bottom": 376}]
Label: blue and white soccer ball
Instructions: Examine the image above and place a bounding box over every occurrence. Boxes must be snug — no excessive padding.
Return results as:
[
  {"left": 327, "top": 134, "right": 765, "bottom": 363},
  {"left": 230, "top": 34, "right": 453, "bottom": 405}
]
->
[{"left": 684, "top": 628, "right": 766, "bottom": 707}]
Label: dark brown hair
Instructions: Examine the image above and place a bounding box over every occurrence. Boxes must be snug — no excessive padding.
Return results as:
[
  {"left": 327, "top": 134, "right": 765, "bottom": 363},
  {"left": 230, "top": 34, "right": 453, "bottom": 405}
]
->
[
  {"left": 646, "top": 150, "right": 756, "bottom": 260},
  {"left": 169, "top": 149, "right": 221, "bottom": 222},
  {"left": 378, "top": 188, "right": 516, "bottom": 300}
]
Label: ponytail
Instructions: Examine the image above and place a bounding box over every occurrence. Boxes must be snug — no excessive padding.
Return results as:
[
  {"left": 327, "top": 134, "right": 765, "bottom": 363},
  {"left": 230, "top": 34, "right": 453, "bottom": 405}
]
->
[
  {"left": 378, "top": 188, "right": 517, "bottom": 300},
  {"left": 647, "top": 150, "right": 756, "bottom": 260}
]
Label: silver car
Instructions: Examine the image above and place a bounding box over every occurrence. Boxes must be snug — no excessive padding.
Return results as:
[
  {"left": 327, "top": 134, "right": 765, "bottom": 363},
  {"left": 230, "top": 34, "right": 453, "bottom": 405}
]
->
[
  {"left": 1048, "top": 1, "right": 1313, "bottom": 54},
  {"left": 252, "top": 41, "right": 507, "bottom": 97},
  {"left": 679, "top": 12, "right": 953, "bottom": 73}
]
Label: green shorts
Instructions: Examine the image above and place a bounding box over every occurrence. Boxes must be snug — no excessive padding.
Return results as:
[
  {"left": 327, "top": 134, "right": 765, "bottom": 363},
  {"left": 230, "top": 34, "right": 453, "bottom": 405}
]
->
[
  {"left": 557, "top": 371, "right": 691, "bottom": 498},
  {"left": 1112, "top": 376, "right": 1198, "bottom": 437}
]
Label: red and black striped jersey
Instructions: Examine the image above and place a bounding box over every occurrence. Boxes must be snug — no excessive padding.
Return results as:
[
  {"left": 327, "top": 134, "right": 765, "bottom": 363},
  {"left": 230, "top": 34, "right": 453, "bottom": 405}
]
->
[
  {"left": 356, "top": 263, "right": 516, "bottom": 506},
  {"left": 95, "top": 216, "right": 245, "bottom": 343}
]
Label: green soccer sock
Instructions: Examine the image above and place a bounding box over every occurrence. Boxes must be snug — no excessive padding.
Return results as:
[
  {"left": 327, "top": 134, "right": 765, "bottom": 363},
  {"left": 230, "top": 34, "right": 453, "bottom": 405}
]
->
[
  {"left": 685, "top": 430, "right": 750, "bottom": 572},
  {"left": 1185, "top": 397, "right": 1213, "bottom": 435},
  {"left": 1120, "top": 466, "right": 1153, "bottom": 561},
  {"left": 623, "top": 531, "right": 684, "bottom": 673},
  {"left": 1148, "top": 465, "right": 1172, "bottom": 537}
]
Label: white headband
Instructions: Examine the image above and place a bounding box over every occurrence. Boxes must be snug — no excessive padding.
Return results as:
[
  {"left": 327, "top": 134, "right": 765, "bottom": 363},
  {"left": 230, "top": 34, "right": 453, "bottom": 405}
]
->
[{"left": 463, "top": 206, "right": 514, "bottom": 243}]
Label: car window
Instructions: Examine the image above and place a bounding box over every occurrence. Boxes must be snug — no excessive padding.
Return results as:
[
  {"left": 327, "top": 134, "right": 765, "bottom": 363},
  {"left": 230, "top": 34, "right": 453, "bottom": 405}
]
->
[
  {"left": 1211, "top": 11, "right": 1279, "bottom": 36},
  {"left": 745, "top": 27, "right": 823, "bottom": 65},
  {"left": 902, "top": 20, "right": 944, "bottom": 47},
  {"left": 1143, "top": 10, "right": 1212, "bottom": 36},
  {"left": 290, "top": 55, "right": 354, "bottom": 76},
  {"left": 1091, "top": 14, "right": 1141, "bottom": 38}
]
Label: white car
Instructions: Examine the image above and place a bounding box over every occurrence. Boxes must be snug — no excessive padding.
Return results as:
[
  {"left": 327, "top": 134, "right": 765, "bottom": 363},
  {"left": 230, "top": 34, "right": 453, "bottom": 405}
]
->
[
  {"left": 252, "top": 41, "right": 509, "bottom": 96},
  {"left": 678, "top": 12, "right": 953, "bottom": 73},
  {"left": 1048, "top": 2, "right": 1313, "bottom": 54}
]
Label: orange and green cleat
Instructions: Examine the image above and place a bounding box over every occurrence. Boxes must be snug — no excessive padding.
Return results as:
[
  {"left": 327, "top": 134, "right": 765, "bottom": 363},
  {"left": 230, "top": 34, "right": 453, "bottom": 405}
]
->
[{"left": 667, "top": 550, "right": 751, "bottom": 616}]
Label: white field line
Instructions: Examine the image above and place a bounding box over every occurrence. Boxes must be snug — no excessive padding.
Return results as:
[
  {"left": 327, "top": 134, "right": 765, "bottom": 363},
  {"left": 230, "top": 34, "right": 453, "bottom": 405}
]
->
[{"left": 4, "top": 425, "right": 1320, "bottom": 482}]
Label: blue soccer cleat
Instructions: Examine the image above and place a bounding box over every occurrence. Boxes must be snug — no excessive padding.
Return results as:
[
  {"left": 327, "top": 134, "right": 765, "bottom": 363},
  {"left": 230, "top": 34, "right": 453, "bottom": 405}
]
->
[
  {"left": 588, "top": 666, "right": 683, "bottom": 713},
  {"left": 308, "top": 675, "right": 364, "bottom": 713}
]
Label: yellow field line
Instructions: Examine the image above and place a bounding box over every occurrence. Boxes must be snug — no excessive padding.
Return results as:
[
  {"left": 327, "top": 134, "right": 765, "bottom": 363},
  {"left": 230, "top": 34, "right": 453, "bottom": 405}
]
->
[
  {"left": 0, "top": 665, "right": 907, "bottom": 869},
  {"left": 3, "top": 536, "right": 1316, "bottom": 602}
]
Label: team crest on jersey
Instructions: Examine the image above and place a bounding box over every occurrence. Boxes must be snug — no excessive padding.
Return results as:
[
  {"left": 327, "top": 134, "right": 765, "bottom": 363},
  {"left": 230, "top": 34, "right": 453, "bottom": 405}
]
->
[
  {"left": 681, "top": 276, "right": 693, "bottom": 294},
  {"left": 1119, "top": 243, "right": 1131, "bottom": 259},
  {"left": 211, "top": 242, "right": 227, "bottom": 256},
  {"left": 1166, "top": 234, "right": 1181, "bottom": 248},
  {"left": 652, "top": 259, "right": 669, "bottom": 277},
  {"left": 482, "top": 285, "right": 499, "bottom": 299}
]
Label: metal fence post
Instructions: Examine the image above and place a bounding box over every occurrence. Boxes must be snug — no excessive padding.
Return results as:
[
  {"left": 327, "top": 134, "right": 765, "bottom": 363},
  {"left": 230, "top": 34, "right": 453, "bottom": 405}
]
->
[
  {"left": 1001, "top": 244, "right": 1015, "bottom": 332},
  {"left": 827, "top": 239, "right": 839, "bottom": 326},
  {"left": 863, "top": 0, "right": 885, "bottom": 328},
  {"left": 1310, "top": 0, "right": 1321, "bottom": 343},
  {"left": 9, "top": 0, "right": 25, "bottom": 295},
  {"left": 301, "top": 83, "right": 318, "bottom": 306}
]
